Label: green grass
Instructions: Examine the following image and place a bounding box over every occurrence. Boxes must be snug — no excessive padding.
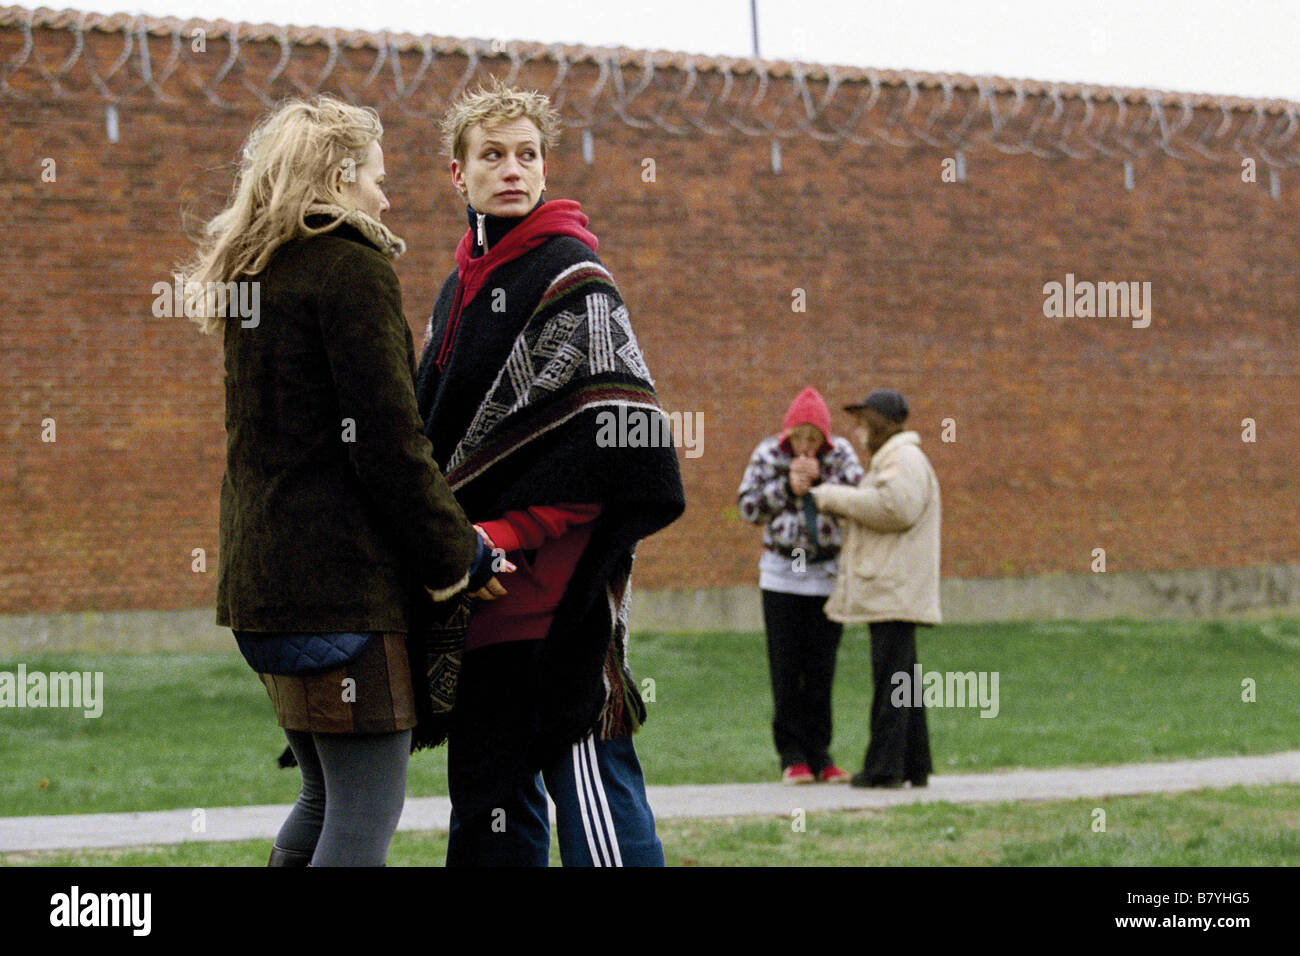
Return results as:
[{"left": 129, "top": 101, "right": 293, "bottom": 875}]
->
[
  {"left": 3, "top": 618, "right": 1300, "bottom": 817},
  {"left": 629, "top": 617, "right": 1300, "bottom": 782},
  {"left": 6, "top": 784, "right": 1300, "bottom": 866}
]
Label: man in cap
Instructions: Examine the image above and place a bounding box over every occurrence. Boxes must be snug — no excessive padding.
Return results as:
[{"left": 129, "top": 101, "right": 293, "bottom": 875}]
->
[{"left": 810, "top": 389, "right": 939, "bottom": 788}]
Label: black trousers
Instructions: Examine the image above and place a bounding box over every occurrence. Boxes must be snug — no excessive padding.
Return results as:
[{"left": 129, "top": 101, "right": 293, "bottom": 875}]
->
[
  {"left": 760, "top": 590, "right": 844, "bottom": 774},
  {"left": 862, "top": 620, "right": 933, "bottom": 783}
]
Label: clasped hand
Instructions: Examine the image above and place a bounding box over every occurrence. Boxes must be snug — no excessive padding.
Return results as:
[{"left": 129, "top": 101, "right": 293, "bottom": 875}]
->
[
  {"left": 470, "top": 524, "right": 515, "bottom": 601},
  {"left": 788, "top": 455, "right": 821, "bottom": 497}
]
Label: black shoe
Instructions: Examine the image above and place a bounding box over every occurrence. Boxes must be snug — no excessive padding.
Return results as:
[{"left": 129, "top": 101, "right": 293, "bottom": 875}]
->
[
  {"left": 267, "top": 845, "right": 312, "bottom": 867},
  {"left": 850, "top": 771, "right": 904, "bottom": 789},
  {"left": 908, "top": 776, "right": 929, "bottom": 788}
]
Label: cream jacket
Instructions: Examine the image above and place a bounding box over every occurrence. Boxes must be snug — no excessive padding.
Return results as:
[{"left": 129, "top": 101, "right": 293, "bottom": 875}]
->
[{"left": 810, "top": 430, "right": 941, "bottom": 624}]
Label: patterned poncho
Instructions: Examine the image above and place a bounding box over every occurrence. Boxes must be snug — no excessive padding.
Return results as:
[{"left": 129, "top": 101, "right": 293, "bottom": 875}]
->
[{"left": 414, "top": 199, "right": 685, "bottom": 764}]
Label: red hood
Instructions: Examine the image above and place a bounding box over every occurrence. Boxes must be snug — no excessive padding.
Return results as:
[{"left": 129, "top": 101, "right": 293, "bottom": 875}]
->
[
  {"left": 434, "top": 199, "right": 598, "bottom": 370},
  {"left": 779, "top": 386, "right": 832, "bottom": 455},
  {"left": 454, "top": 198, "right": 597, "bottom": 278}
]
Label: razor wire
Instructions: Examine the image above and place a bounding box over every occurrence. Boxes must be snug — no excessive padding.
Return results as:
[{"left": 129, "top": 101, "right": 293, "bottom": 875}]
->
[{"left": 1, "top": 6, "right": 1297, "bottom": 168}]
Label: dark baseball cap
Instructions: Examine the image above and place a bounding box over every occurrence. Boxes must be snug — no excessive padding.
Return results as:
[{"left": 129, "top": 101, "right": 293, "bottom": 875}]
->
[{"left": 844, "top": 388, "right": 909, "bottom": 423}]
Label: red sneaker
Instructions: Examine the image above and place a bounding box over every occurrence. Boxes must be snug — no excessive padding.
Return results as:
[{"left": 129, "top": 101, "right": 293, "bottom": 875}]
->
[
  {"left": 818, "top": 765, "right": 851, "bottom": 783},
  {"left": 782, "top": 763, "right": 814, "bottom": 784}
]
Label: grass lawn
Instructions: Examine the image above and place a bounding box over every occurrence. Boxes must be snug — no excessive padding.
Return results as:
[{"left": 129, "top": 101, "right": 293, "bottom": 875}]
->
[
  {"left": 5, "top": 784, "right": 1300, "bottom": 866},
  {"left": 3, "top": 618, "right": 1299, "bottom": 817}
]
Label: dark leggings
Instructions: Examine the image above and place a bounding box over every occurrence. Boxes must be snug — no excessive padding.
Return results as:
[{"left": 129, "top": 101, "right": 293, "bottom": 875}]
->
[{"left": 275, "top": 728, "right": 411, "bottom": 866}]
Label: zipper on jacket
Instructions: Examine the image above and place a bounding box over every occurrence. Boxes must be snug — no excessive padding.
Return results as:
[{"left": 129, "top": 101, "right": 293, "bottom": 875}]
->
[
  {"left": 476, "top": 212, "right": 488, "bottom": 253},
  {"left": 436, "top": 281, "right": 469, "bottom": 371}
]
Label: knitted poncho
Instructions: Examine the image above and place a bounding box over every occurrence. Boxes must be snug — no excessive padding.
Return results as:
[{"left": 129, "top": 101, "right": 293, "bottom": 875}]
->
[{"left": 413, "top": 200, "right": 686, "bottom": 766}]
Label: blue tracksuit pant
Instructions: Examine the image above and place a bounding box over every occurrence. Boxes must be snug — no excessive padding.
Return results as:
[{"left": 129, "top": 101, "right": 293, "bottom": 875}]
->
[
  {"left": 444, "top": 640, "right": 664, "bottom": 867},
  {"left": 447, "top": 731, "right": 664, "bottom": 867}
]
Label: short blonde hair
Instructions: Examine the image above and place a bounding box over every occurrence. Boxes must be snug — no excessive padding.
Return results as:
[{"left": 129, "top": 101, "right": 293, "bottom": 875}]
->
[
  {"left": 181, "top": 95, "right": 383, "bottom": 334},
  {"left": 440, "top": 77, "right": 560, "bottom": 162}
]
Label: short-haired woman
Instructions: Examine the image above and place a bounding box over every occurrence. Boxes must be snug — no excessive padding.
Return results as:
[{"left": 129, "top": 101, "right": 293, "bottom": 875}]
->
[
  {"left": 415, "top": 80, "right": 686, "bottom": 866},
  {"left": 184, "top": 95, "right": 497, "bottom": 866}
]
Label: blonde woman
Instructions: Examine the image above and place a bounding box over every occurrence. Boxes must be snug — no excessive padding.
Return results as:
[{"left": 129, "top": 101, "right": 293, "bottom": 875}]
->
[{"left": 184, "top": 95, "right": 500, "bottom": 866}]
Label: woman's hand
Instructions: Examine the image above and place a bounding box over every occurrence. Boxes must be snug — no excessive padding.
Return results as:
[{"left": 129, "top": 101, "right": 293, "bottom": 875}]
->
[
  {"left": 471, "top": 577, "right": 508, "bottom": 601},
  {"left": 470, "top": 524, "right": 515, "bottom": 600}
]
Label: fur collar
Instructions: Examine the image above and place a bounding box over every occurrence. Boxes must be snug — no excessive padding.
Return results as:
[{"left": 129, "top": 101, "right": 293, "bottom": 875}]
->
[{"left": 304, "top": 203, "right": 407, "bottom": 260}]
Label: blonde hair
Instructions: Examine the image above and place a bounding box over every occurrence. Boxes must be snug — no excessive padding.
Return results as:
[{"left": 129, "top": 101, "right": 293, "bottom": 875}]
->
[
  {"left": 440, "top": 76, "right": 561, "bottom": 163},
  {"left": 180, "top": 95, "right": 384, "bottom": 335}
]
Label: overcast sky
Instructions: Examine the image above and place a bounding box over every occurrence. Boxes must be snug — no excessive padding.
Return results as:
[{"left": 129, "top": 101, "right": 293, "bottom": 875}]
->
[{"left": 125, "top": 0, "right": 1298, "bottom": 101}]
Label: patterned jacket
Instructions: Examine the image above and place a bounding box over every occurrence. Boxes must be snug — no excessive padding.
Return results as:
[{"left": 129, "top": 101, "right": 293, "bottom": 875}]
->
[{"left": 737, "top": 436, "right": 864, "bottom": 560}]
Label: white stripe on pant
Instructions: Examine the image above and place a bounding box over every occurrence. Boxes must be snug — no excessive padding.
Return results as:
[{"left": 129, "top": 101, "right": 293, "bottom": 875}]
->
[{"left": 572, "top": 734, "right": 624, "bottom": 866}]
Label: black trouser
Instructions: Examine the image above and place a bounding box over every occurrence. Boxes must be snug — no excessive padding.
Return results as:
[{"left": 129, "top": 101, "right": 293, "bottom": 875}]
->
[
  {"left": 761, "top": 590, "right": 844, "bottom": 774},
  {"left": 862, "top": 620, "right": 933, "bottom": 783}
]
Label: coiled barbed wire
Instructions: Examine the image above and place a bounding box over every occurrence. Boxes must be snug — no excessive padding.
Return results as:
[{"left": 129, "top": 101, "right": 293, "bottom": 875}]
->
[{"left": 1, "top": 5, "right": 1296, "bottom": 168}]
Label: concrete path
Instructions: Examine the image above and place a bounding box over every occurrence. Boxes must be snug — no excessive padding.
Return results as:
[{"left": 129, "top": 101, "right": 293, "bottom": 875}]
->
[{"left": 3, "top": 750, "right": 1299, "bottom": 853}]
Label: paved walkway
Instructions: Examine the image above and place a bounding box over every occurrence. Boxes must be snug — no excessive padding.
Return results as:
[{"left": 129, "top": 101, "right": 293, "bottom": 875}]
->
[{"left": 3, "top": 750, "right": 1299, "bottom": 853}]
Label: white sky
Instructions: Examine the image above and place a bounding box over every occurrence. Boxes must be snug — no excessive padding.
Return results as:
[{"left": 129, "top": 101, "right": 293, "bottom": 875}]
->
[{"left": 124, "top": 0, "right": 1298, "bottom": 101}]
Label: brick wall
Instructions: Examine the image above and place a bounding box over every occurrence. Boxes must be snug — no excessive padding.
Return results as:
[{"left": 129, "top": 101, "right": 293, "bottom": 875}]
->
[{"left": 2, "top": 19, "right": 1297, "bottom": 615}]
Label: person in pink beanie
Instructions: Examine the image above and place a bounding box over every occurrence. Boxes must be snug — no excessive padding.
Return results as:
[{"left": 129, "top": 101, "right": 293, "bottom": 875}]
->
[{"left": 738, "top": 387, "right": 864, "bottom": 783}]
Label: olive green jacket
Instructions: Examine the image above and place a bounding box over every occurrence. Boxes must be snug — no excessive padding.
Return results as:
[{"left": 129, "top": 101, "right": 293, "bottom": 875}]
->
[{"left": 216, "top": 209, "right": 478, "bottom": 633}]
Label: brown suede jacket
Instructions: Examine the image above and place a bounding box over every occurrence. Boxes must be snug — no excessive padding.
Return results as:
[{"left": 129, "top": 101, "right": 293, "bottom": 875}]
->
[{"left": 216, "top": 211, "right": 478, "bottom": 633}]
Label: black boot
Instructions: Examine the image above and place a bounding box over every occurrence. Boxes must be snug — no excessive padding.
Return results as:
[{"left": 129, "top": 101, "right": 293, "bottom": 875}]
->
[{"left": 267, "top": 845, "right": 312, "bottom": 867}]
